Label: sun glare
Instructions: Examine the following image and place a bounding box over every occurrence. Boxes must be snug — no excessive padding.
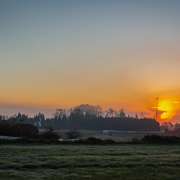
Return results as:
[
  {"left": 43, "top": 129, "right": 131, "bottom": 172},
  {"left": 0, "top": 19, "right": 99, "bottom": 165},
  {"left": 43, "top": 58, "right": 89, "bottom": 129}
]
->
[{"left": 157, "top": 100, "right": 178, "bottom": 121}]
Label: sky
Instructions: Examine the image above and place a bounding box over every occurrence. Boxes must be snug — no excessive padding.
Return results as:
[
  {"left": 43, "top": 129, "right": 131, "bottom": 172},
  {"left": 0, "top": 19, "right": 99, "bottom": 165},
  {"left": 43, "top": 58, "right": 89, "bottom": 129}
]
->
[{"left": 0, "top": 0, "right": 180, "bottom": 121}]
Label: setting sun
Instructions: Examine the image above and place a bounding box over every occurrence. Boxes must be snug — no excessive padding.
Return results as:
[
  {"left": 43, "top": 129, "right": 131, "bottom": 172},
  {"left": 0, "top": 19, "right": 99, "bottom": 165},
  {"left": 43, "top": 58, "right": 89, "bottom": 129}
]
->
[{"left": 157, "top": 100, "right": 179, "bottom": 121}]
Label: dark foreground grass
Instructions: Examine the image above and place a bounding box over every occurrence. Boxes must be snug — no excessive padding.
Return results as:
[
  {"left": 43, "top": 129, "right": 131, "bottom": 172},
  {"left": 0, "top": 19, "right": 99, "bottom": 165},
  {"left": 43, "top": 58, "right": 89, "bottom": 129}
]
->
[{"left": 0, "top": 144, "right": 180, "bottom": 180}]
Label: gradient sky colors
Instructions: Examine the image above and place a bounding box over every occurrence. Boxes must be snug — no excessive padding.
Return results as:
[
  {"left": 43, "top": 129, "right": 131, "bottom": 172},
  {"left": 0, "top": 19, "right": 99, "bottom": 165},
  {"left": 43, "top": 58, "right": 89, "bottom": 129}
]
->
[{"left": 0, "top": 0, "right": 180, "bottom": 121}]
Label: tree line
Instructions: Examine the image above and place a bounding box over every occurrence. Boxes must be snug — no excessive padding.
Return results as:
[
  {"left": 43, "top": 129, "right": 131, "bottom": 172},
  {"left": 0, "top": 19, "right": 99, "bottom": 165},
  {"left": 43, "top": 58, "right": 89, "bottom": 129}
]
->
[{"left": 0, "top": 104, "right": 160, "bottom": 131}]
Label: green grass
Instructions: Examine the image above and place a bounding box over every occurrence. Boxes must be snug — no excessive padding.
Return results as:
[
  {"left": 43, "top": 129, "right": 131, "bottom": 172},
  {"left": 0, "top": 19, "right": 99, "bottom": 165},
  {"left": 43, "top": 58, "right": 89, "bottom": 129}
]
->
[{"left": 0, "top": 144, "right": 180, "bottom": 179}]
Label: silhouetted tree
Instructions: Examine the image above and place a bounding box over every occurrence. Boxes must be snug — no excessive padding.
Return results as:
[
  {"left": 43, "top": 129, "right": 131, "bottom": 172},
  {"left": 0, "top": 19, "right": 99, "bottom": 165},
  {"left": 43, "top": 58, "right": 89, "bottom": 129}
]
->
[
  {"left": 54, "top": 109, "right": 66, "bottom": 120},
  {"left": 105, "top": 108, "right": 116, "bottom": 118},
  {"left": 118, "top": 109, "right": 126, "bottom": 118},
  {"left": 34, "top": 113, "right": 45, "bottom": 128},
  {"left": 16, "top": 113, "right": 28, "bottom": 123}
]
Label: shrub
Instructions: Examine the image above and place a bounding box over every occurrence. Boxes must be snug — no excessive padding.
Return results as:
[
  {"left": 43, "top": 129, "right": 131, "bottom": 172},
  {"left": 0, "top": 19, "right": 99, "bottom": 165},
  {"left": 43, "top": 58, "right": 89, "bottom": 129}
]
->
[
  {"left": 142, "top": 135, "right": 180, "bottom": 144},
  {"left": 0, "top": 123, "right": 38, "bottom": 138},
  {"left": 65, "top": 131, "right": 81, "bottom": 139},
  {"left": 84, "top": 137, "right": 103, "bottom": 144},
  {"left": 39, "top": 129, "right": 60, "bottom": 140}
]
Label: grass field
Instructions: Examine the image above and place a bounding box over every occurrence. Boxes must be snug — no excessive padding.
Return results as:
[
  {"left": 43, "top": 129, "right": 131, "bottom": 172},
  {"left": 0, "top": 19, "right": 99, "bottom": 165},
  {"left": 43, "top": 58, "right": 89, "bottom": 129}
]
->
[{"left": 0, "top": 144, "right": 180, "bottom": 180}]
